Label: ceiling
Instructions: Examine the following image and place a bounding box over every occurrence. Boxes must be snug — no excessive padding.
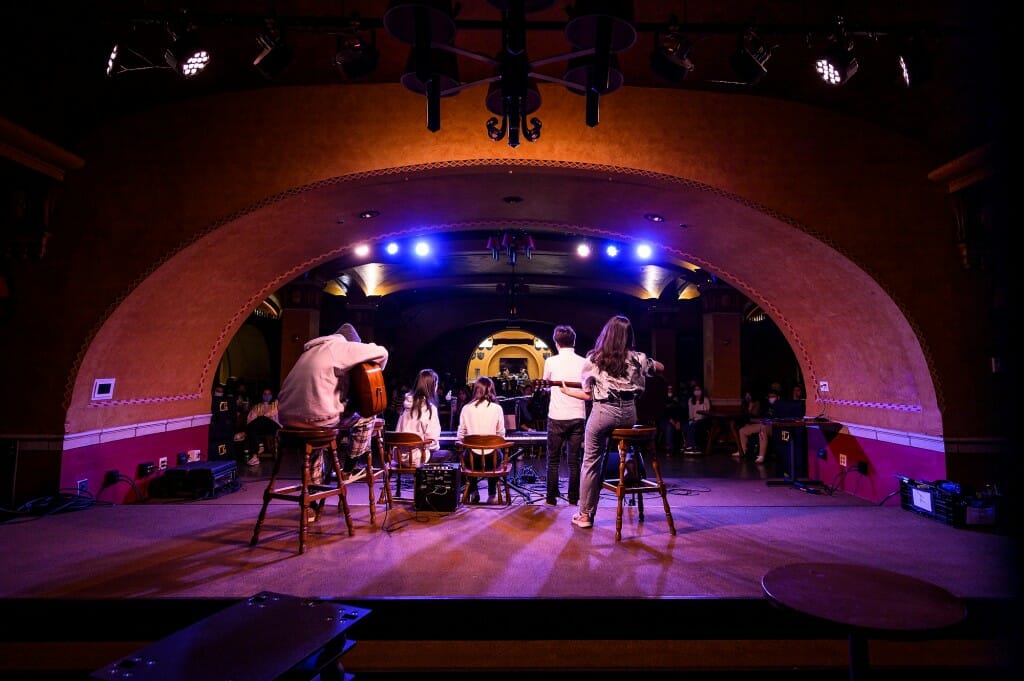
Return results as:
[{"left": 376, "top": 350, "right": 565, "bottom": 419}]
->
[{"left": 4, "top": 1, "right": 1004, "bottom": 311}]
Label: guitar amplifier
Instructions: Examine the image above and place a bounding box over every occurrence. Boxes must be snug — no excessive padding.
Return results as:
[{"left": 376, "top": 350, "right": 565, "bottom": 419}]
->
[{"left": 414, "top": 463, "right": 461, "bottom": 512}]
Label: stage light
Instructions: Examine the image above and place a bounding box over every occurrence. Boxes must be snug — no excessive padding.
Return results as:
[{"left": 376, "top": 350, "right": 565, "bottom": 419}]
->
[
  {"left": 576, "top": 242, "right": 591, "bottom": 258},
  {"left": 729, "top": 28, "right": 772, "bottom": 85},
  {"left": 636, "top": 244, "right": 652, "bottom": 260},
  {"left": 650, "top": 20, "right": 695, "bottom": 83},
  {"left": 385, "top": 242, "right": 400, "bottom": 255},
  {"left": 606, "top": 244, "right": 619, "bottom": 258},
  {"left": 897, "top": 35, "right": 931, "bottom": 87},
  {"left": 413, "top": 240, "right": 430, "bottom": 257},
  {"left": 164, "top": 19, "right": 210, "bottom": 78},
  {"left": 253, "top": 21, "right": 293, "bottom": 80},
  {"left": 334, "top": 21, "right": 379, "bottom": 80},
  {"left": 353, "top": 244, "right": 370, "bottom": 257},
  {"left": 815, "top": 17, "right": 858, "bottom": 86}
]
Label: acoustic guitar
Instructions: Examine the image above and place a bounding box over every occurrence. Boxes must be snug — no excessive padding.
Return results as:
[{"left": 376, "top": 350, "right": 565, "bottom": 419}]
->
[
  {"left": 531, "top": 379, "right": 583, "bottom": 390},
  {"left": 348, "top": 362, "right": 387, "bottom": 415}
]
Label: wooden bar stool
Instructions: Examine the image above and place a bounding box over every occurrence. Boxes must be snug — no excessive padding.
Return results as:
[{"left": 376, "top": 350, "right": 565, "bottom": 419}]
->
[
  {"left": 601, "top": 425, "right": 677, "bottom": 541},
  {"left": 250, "top": 427, "right": 354, "bottom": 554}
]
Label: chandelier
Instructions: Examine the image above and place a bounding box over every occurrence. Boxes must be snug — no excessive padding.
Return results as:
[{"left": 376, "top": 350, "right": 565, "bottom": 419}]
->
[{"left": 382, "top": 1, "right": 637, "bottom": 148}]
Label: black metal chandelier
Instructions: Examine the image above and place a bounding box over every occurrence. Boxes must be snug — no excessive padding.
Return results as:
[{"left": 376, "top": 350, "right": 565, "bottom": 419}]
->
[{"left": 382, "top": 1, "right": 636, "bottom": 148}]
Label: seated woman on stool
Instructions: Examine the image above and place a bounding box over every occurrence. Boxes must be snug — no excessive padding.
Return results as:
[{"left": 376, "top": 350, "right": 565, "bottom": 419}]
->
[
  {"left": 456, "top": 376, "right": 506, "bottom": 504},
  {"left": 396, "top": 368, "right": 456, "bottom": 464}
]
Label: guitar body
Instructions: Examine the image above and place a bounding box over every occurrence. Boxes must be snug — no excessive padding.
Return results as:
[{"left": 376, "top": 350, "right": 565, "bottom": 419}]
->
[
  {"left": 349, "top": 362, "right": 387, "bottom": 415},
  {"left": 531, "top": 379, "right": 583, "bottom": 390}
]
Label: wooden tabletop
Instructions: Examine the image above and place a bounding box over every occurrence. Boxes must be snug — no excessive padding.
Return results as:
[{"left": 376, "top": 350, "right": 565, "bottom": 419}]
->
[{"left": 762, "top": 562, "right": 966, "bottom": 632}]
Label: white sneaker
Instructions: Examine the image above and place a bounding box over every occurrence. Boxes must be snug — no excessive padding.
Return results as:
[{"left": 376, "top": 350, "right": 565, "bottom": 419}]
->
[
  {"left": 571, "top": 512, "right": 593, "bottom": 529},
  {"left": 730, "top": 450, "right": 741, "bottom": 458},
  {"left": 344, "top": 467, "right": 367, "bottom": 483},
  {"left": 246, "top": 455, "right": 260, "bottom": 467},
  {"left": 755, "top": 456, "right": 765, "bottom": 464}
]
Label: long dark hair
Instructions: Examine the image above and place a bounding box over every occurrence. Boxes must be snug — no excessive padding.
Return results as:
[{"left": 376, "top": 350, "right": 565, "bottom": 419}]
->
[
  {"left": 410, "top": 369, "right": 439, "bottom": 420},
  {"left": 470, "top": 376, "right": 498, "bottom": 405},
  {"left": 587, "top": 315, "right": 634, "bottom": 378}
]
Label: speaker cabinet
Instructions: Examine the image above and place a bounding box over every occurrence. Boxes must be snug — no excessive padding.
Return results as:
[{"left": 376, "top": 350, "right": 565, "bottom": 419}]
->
[
  {"left": 414, "top": 463, "right": 461, "bottom": 512},
  {"left": 772, "top": 424, "right": 808, "bottom": 479}
]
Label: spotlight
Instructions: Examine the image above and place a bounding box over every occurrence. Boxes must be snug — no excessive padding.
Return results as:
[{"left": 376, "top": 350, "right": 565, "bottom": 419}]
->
[
  {"left": 897, "top": 35, "right": 931, "bottom": 88},
  {"left": 385, "top": 242, "right": 400, "bottom": 255},
  {"left": 164, "top": 19, "right": 210, "bottom": 78},
  {"left": 729, "top": 28, "right": 772, "bottom": 85},
  {"left": 606, "top": 244, "right": 620, "bottom": 258},
  {"left": 815, "top": 18, "right": 858, "bottom": 86},
  {"left": 650, "top": 20, "right": 695, "bottom": 83},
  {"left": 253, "top": 21, "right": 293, "bottom": 80},
  {"left": 413, "top": 241, "right": 430, "bottom": 257},
  {"left": 335, "top": 22, "right": 379, "bottom": 80},
  {"left": 576, "top": 242, "right": 591, "bottom": 258},
  {"left": 636, "top": 244, "right": 652, "bottom": 260}
]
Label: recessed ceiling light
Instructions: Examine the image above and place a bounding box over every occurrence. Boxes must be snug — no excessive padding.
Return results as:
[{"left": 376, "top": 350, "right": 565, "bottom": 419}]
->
[
  {"left": 644, "top": 213, "right": 665, "bottom": 223},
  {"left": 503, "top": 196, "right": 523, "bottom": 205},
  {"left": 358, "top": 210, "right": 379, "bottom": 219}
]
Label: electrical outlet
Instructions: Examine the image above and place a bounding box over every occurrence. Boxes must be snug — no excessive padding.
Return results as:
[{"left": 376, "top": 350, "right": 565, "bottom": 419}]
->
[
  {"left": 818, "top": 380, "right": 830, "bottom": 393},
  {"left": 76, "top": 479, "right": 88, "bottom": 493},
  {"left": 158, "top": 457, "right": 168, "bottom": 470},
  {"left": 838, "top": 454, "right": 848, "bottom": 467}
]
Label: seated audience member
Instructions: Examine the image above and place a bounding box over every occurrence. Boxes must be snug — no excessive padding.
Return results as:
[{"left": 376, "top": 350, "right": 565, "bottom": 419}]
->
[
  {"left": 683, "top": 383, "right": 712, "bottom": 454},
  {"left": 657, "top": 384, "right": 685, "bottom": 455},
  {"left": 244, "top": 387, "right": 281, "bottom": 466},
  {"left": 395, "top": 368, "right": 456, "bottom": 464},
  {"left": 736, "top": 388, "right": 780, "bottom": 463},
  {"left": 457, "top": 376, "right": 507, "bottom": 504}
]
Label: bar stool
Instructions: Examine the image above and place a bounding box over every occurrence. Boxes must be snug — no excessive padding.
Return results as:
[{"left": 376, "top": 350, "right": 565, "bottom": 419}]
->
[
  {"left": 250, "top": 427, "right": 354, "bottom": 554},
  {"left": 601, "top": 425, "right": 676, "bottom": 541}
]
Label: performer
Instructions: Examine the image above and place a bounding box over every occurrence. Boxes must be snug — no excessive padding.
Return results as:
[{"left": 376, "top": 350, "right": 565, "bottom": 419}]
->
[
  {"left": 560, "top": 315, "right": 663, "bottom": 529},
  {"left": 278, "top": 323, "right": 388, "bottom": 510},
  {"left": 542, "top": 324, "right": 587, "bottom": 506}
]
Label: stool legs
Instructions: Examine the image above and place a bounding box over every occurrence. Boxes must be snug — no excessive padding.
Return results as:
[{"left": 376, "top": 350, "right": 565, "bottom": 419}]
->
[
  {"left": 325, "top": 443, "right": 355, "bottom": 538},
  {"left": 250, "top": 435, "right": 353, "bottom": 555},
  {"left": 605, "top": 433, "right": 677, "bottom": 542},
  {"left": 250, "top": 438, "right": 287, "bottom": 549}
]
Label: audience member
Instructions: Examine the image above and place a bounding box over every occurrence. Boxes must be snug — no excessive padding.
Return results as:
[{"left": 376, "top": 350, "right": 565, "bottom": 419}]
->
[
  {"left": 559, "top": 314, "right": 664, "bottom": 529},
  {"left": 244, "top": 387, "right": 280, "bottom": 467},
  {"left": 542, "top": 324, "right": 587, "bottom": 506},
  {"left": 457, "top": 376, "right": 507, "bottom": 504},
  {"left": 395, "top": 368, "right": 455, "bottom": 464},
  {"left": 683, "top": 383, "right": 712, "bottom": 454},
  {"left": 278, "top": 323, "right": 389, "bottom": 517},
  {"left": 736, "top": 387, "right": 780, "bottom": 463},
  {"left": 657, "top": 383, "right": 685, "bottom": 456}
]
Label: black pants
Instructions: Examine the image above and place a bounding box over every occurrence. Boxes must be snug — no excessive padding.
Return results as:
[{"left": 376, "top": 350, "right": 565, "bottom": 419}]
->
[
  {"left": 546, "top": 417, "right": 585, "bottom": 503},
  {"left": 466, "top": 452, "right": 502, "bottom": 498}
]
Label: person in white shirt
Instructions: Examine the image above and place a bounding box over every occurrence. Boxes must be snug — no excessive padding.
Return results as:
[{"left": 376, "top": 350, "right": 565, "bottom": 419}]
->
[
  {"left": 395, "top": 368, "right": 455, "bottom": 464},
  {"left": 541, "top": 324, "right": 588, "bottom": 506},
  {"left": 456, "top": 376, "right": 506, "bottom": 504}
]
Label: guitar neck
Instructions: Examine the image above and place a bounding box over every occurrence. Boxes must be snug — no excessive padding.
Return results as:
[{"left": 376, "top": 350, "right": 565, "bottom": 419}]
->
[{"left": 532, "top": 379, "right": 583, "bottom": 389}]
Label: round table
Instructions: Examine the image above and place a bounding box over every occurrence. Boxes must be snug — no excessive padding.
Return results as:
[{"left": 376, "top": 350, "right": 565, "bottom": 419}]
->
[{"left": 762, "top": 562, "right": 966, "bottom": 680}]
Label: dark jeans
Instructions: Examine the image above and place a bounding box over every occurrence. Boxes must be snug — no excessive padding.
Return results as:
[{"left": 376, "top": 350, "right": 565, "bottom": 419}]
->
[
  {"left": 546, "top": 417, "right": 585, "bottom": 503},
  {"left": 465, "top": 452, "right": 503, "bottom": 498}
]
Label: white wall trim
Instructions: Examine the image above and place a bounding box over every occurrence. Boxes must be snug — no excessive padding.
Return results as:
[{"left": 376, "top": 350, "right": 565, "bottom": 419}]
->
[{"left": 62, "top": 414, "right": 211, "bottom": 451}]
